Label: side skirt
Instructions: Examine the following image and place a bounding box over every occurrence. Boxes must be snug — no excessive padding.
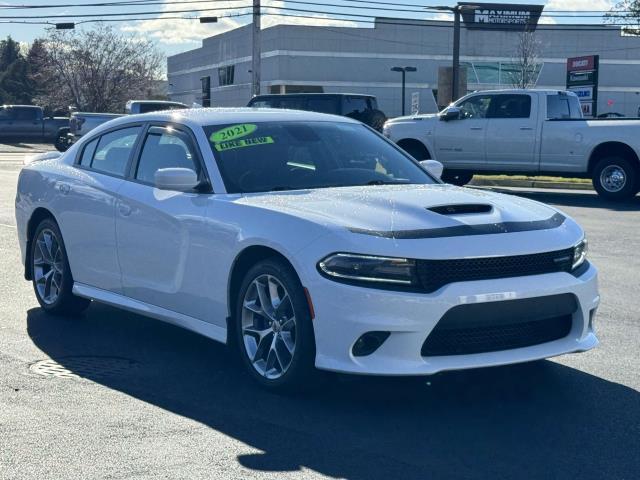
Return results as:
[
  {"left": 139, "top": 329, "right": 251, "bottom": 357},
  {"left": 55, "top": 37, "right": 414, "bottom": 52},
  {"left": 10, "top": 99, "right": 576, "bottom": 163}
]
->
[{"left": 72, "top": 283, "right": 227, "bottom": 344}]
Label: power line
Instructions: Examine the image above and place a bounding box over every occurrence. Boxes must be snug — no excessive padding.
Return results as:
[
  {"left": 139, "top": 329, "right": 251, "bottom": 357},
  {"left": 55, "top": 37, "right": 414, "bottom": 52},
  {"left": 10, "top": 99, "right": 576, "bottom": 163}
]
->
[
  {"left": 0, "top": 0, "right": 638, "bottom": 17},
  {"left": 0, "top": 4, "right": 252, "bottom": 19}
]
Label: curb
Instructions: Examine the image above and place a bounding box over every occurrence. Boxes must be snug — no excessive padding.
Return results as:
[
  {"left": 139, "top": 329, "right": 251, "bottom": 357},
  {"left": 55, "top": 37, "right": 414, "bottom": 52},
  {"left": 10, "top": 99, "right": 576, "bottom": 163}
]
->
[{"left": 470, "top": 178, "right": 593, "bottom": 191}]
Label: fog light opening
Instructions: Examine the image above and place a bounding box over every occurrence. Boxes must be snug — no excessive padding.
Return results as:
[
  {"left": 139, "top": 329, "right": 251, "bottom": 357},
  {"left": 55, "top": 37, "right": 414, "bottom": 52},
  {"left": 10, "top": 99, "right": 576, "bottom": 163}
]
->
[{"left": 352, "top": 331, "right": 390, "bottom": 357}]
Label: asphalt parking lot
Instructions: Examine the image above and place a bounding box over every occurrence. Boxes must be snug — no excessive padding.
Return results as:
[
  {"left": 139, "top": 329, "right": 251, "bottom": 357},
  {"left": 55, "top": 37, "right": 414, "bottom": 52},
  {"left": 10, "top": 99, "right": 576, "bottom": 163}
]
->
[{"left": 1, "top": 150, "right": 639, "bottom": 480}]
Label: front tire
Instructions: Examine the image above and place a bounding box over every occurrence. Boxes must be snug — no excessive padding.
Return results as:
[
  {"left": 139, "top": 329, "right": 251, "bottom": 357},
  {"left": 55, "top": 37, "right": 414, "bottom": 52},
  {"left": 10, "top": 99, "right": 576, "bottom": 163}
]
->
[
  {"left": 30, "top": 218, "right": 90, "bottom": 315},
  {"left": 442, "top": 170, "right": 474, "bottom": 186},
  {"left": 234, "top": 258, "right": 316, "bottom": 391},
  {"left": 592, "top": 156, "right": 638, "bottom": 201}
]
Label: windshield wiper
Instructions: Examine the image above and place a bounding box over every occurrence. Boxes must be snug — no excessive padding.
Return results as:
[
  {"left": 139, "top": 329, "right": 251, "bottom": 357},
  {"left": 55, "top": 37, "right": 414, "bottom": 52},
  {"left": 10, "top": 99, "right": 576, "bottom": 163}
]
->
[{"left": 365, "top": 180, "right": 411, "bottom": 186}]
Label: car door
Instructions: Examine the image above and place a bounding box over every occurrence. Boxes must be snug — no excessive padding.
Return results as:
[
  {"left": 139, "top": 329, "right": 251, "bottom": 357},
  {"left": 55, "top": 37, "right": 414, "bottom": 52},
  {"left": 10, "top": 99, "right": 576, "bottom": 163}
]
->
[
  {"left": 12, "top": 107, "right": 42, "bottom": 139},
  {"left": 115, "top": 124, "right": 214, "bottom": 321},
  {"left": 0, "top": 107, "right": 16, "bottom": 137},
  {"left": 59, "top": 125, "right": 143, "bottom": 293},
  {"left": 484, "top": 93, "right": 538, "bottom": 171},
  {"left": 433, "top": 94, "right": 491, "bottom": 169}
]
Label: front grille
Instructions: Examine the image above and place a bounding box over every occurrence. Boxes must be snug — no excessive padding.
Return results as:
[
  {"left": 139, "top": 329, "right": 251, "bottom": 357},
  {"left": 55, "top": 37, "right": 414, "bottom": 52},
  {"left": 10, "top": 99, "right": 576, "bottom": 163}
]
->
[
  {"left": 421, "top": 294, "right": 576, "bottom": 356},
  {"left": 416, "top": 248, "right": 574, "bottom": 293}
]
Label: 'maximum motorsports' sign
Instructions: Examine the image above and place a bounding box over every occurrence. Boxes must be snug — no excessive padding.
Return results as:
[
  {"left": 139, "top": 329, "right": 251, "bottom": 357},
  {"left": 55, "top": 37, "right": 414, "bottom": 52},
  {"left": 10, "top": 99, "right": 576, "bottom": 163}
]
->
[{"left": 460, "top": 3, "right": 544, "bottom": 31}]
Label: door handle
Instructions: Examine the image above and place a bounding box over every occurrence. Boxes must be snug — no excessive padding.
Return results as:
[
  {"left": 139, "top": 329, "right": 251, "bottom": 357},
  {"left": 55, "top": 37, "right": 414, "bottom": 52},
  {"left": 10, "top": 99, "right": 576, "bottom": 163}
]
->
[
  {"left": 519, "top": 127, "right": 533, "bottom": 130},
  {"left": 58, "top": 182, "right": 70, "bottom": 195},
  {"left": 118, "top": 203, "right": 132, "bottom": 217},
  {"left": 470, "top": 127, "right": 483, "bottom": 131}
]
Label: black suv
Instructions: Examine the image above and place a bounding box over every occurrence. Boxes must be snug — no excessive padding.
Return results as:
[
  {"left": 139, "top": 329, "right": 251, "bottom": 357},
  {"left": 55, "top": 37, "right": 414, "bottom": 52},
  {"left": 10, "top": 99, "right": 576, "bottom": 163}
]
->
[{"left": 247, "top": 93, "right": 387, "bottom": 131}]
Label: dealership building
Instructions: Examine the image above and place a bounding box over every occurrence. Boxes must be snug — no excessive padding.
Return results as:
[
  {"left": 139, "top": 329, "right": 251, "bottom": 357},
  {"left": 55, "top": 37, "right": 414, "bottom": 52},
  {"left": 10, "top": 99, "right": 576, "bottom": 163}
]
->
[{"left": 167, "top": 16, "right": 640, "bottom": 118}]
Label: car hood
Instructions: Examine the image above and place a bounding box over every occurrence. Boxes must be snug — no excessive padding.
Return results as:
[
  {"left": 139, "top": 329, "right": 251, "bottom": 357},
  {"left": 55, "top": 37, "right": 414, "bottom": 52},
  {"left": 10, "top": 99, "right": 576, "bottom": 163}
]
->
[
  {"left": 236, "top": 184, "right": 560, "bottom": 235},
  {"left": 385, "top": 113, "right": 438, "bottom": 124}
]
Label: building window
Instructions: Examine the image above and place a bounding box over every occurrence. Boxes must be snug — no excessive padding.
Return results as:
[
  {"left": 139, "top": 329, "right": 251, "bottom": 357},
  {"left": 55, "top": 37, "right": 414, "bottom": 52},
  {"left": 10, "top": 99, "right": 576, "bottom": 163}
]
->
[
  {"left": 218, "top": 65, "right": 235, "bottom": 86},
  {"left": 462, "top": 61, "right": 542, "bottom": 87}
]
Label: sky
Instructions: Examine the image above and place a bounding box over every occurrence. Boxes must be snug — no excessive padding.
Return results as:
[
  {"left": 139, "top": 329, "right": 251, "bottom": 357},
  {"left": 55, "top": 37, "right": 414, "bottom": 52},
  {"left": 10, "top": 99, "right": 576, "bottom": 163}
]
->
[{"left": 0, "top": 0, "right": 618, "bottom": 57}]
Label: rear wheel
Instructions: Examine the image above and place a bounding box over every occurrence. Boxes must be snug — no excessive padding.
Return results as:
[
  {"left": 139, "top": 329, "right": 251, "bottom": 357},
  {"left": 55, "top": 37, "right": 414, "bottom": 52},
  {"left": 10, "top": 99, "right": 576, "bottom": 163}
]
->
[
  {"left": 234, "top": 258, "right": 316, "bottom": 391},
  {"left": 30, "top": 218, "right": 90, "bottom": 315},
  {"left": 442, "top": 170, "right": 474, "bottom": 186},
  {"left": 54, "top": 129, "right": 70, "bottom": 152},
  {"left": 592, "top": 156, "right": 638, "bottom": 201}
]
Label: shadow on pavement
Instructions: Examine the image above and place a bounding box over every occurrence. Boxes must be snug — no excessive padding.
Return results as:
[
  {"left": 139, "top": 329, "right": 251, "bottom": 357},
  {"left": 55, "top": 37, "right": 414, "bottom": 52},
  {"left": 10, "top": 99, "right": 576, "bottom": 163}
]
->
[
  {"left": 486, "top": 187, "right": 640, "bottom": 211},
  {"left": 27, "top": 303, "right": 640, "bottom": 480}
]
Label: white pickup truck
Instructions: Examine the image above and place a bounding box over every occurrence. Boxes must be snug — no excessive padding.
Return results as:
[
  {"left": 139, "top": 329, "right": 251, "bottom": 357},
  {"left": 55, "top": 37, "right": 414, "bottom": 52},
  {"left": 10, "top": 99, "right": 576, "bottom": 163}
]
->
[{"left": 383, "top": 89, "right": 640, "bottom": 200}]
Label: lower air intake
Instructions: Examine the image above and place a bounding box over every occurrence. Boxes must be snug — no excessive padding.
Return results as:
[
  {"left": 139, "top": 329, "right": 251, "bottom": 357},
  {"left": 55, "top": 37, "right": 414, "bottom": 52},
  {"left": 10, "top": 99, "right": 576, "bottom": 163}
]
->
[{"left": 421, "top": 294, "right": 576, "bottom": 356}]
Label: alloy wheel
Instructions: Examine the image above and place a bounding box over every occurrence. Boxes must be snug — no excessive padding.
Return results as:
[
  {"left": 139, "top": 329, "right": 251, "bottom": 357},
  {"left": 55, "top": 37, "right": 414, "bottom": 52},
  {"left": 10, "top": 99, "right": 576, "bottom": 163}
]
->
[
  {"left": 241, "top": 274, "right": 297, "bottom": 379},
  {"left": 33, "top": 228, "right": 64, "bottom": 305}
]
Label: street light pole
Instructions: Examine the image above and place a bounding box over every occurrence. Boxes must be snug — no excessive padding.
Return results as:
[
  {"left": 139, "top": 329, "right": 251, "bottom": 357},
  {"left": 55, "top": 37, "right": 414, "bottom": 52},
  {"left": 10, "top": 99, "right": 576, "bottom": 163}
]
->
[{"left": 391, "top": 66, "right": 417, "bottom": 116}]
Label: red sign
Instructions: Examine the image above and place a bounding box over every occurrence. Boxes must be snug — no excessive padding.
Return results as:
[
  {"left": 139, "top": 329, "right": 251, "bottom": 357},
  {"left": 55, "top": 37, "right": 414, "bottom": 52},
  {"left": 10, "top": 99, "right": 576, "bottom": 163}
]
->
[{"left": 567, "top": 55, "right": 596, "bottom": 72}]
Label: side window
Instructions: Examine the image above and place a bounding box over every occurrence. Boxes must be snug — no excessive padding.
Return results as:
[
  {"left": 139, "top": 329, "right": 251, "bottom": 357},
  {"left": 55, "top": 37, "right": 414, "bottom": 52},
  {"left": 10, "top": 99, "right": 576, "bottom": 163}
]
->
[
  {"left": 547, "top": 95, "right": 583, "bottom": 119},
  {"left": 0, "top": 108, "right": 12, "bottom": 120},
  {"left": 278, "top": 98, "right": 306, "bottom": 110},
  {"left": 135, "top": 127, "right": 199, "bottom": 185},
  {"left": 307, "top": 97, "right": 339, "bottom": 115},
  {"left": 79, "top": 137, "right": 98, "bottom": 166},
  {"left": 15, "top": 108, "right": 38, "bottom": 121},
  {"left": 343, "top": 96, "right": 369, "bottom": 116},
  {"left": 91, "top": 126, "right": 141, "bottom": 177},
  {"left": 457, "top": 95, "right": 492, "bottom": 119},
  {"left": 249, "top": 100, "right": 271, "bottom": 108},
  {"left": 488, "top": 95, "right": 531, "bottom": 119}
]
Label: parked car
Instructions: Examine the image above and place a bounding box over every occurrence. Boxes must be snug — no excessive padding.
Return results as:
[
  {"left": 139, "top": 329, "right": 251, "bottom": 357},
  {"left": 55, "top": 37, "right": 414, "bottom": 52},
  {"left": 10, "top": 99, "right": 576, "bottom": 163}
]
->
[
  {"left": 68, "top": 100, "right": 189, "bottom": 144},
  {"left": 16, "top": 108, "right": 598, "bottom": 390},
  {"left": 248, "top": 93, "right": 388, "bottom": 131},
  {"left": 384, "top": 89, "right": 640, "bottom": 200},
  {"left": 0, "top": 105, "right": 69, "bottom": 151}
]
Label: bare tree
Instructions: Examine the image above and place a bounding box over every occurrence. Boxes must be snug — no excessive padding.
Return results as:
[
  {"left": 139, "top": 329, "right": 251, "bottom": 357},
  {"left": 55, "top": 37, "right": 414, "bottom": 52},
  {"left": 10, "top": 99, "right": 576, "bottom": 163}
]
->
[
  {"left": 36, "top": 25, "right": 163, "bottom": 112},
  {"left": 606, "top": 0, "right": 640, "bottom": 34},
  {"left": 508, "top": 30, "right": 541, "bottom": 89}
]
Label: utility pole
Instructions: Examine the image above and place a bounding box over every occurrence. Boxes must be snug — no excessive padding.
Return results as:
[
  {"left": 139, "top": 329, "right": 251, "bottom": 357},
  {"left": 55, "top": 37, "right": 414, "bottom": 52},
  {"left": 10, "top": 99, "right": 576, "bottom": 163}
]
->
[
  {"left": 252, "top": 0, "right": 261, "bottom": 97},
  {"left": 452, "top": 6, "right": 461, "bottom": 102}
]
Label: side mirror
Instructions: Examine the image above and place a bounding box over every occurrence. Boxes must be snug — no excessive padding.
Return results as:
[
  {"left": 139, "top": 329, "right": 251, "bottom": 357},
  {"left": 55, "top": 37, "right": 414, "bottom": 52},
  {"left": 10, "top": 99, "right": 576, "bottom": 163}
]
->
[
  {"left": 154, "top": 168, "right": 199, "bottom": 191},
  {"left": 440, "top": 107, "right": 461, "bottom": 122},
  {"left": 420, "top": 160, "right": 444, "bottom": 179}
]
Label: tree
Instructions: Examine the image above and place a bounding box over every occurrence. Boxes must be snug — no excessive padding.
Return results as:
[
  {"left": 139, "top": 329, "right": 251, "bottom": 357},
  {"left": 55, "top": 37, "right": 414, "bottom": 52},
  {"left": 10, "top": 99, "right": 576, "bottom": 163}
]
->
[
  {"left": 508, "top": 30, "right": 541, "bottom": 89},
  {"left": 0, "top": 36, "right": 31, "bottom": 104},
  {"left": 37, "top": 25, "right": 164, "bottom": 112},
  {"left": 0, "top": 36, "right": 21, "bottom": 72},
  {"left": 606, "top": 1, "right": 640, "bottom": 33}
]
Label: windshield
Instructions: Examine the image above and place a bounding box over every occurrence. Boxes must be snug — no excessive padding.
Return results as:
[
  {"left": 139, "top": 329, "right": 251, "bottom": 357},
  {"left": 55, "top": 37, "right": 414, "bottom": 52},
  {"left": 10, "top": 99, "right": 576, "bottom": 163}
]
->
[{"left": 204, "top": 121, "right": 436, "bottom": 193}]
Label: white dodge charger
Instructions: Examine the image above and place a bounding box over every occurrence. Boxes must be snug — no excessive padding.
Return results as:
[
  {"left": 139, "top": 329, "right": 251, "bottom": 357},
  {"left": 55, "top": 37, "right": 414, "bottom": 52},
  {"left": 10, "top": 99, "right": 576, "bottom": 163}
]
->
[{"left": 15, "top": 108, "right": 599, "bottom": 390}]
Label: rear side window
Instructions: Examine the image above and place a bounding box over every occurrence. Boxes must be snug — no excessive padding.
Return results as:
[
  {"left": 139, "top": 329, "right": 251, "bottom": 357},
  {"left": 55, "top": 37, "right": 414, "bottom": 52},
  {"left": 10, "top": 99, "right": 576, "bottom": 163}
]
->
[
  {"left": 90, "top": 127, "right": 141, "bottom": 177},
  {"left": 135, "top": 127, "right": 200, "bottom": 184},
  {"left": 79, "top": 138, "right": 98, "bottom": 166},
  {"left": 547, "top": 95, "right": 583, "bottom": 119},
  {"left": 489, "top": 95, "right": 531, "bottom": 119},
  {"left": 343, "top": 96, "right": 371, "bottom": 116},
  {"left": 307, "top": 97, "right": 340, "bottom": 115}
]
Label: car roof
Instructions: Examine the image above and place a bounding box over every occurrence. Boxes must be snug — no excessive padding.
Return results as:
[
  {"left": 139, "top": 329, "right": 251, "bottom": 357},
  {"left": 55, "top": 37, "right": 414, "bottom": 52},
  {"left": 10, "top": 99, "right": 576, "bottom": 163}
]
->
[
  {"left": 87, "top": 107, "right": 360, "bottom": 134},
  {"left": 250, "top": 93, "right": 375, "bottom": 99}
]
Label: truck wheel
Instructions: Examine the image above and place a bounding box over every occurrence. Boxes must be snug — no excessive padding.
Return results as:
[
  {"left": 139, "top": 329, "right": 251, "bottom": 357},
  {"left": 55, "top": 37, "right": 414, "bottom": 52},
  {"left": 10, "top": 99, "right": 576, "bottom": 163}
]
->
[
  {"left": 442, "top": 170, "right": 473, "bottom": 186},
  {"left": 54, "top": 129, "right": 70, "bottom": 152},
  {"left": 592, "top": 156, "right": 638, "bottom": 201}
]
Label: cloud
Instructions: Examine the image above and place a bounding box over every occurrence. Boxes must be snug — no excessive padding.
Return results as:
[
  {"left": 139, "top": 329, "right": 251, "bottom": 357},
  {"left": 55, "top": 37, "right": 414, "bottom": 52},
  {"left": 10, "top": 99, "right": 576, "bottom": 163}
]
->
[
  {"left": 120, "top": 1, "right": 246, "bottom": 45},
  {"left": 120, "top": 0, "right": 358, "bottom": 46},
  {"left": 545, "top": 0, "right": 613, "bottom": 12}
]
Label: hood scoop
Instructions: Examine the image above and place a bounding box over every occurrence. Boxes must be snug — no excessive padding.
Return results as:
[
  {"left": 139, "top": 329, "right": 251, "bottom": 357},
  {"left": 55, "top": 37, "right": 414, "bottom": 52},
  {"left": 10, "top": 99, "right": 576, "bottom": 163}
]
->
[{"left": 427, "top": 204, "right": 493, "bottom": 215}]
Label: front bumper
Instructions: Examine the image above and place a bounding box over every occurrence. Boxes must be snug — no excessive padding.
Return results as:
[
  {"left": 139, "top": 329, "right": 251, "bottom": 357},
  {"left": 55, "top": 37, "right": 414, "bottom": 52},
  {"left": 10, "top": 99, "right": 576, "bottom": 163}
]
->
[{"left": 307, "top": 262, "right": 599, "bottom": 375}]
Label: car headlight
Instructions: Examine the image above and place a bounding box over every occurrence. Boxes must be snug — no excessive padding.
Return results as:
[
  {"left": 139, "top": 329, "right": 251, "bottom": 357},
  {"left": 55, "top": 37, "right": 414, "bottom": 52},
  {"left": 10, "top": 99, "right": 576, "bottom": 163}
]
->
[
  {"left": 572, "top": 238, "right": 588, "bottom": 271},
  {"left": 318, "top": 253, "right": 418, "bottom": 286}
]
